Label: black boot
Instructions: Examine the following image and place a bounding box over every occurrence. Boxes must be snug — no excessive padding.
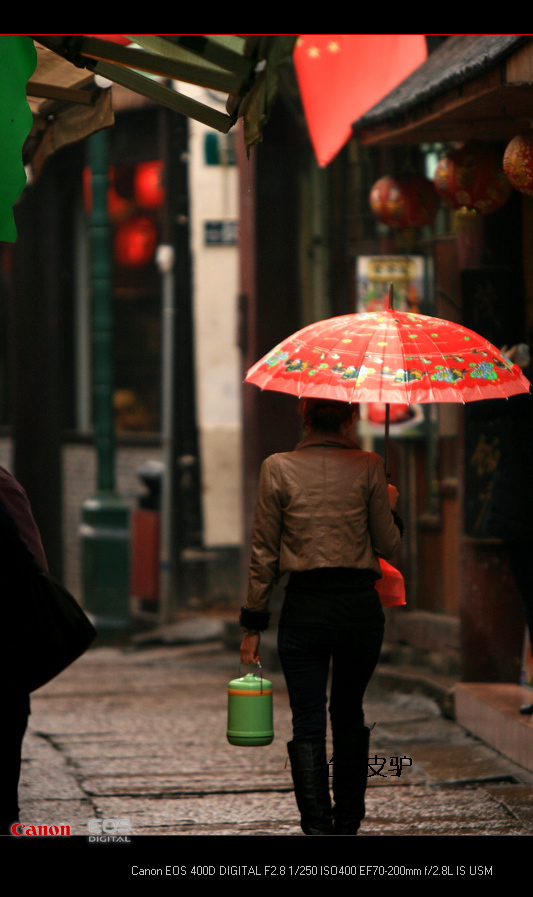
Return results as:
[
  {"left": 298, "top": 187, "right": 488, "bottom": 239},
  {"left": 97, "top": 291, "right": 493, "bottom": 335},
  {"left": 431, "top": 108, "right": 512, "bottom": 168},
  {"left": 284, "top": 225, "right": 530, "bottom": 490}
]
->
[
  {"left": 332, "top": 727, "right": 370, "bottom": 835},
  {"left": 287, "top": 740, "right": 334, "bottom": 835}
]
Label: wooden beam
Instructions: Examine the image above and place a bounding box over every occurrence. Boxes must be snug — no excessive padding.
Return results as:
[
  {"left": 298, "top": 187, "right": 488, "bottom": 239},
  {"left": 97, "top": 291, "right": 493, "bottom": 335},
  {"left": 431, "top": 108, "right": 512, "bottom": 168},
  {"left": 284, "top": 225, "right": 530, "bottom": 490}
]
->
[{"left": 27, "top": 81, "right": 98, "bottom": 105}]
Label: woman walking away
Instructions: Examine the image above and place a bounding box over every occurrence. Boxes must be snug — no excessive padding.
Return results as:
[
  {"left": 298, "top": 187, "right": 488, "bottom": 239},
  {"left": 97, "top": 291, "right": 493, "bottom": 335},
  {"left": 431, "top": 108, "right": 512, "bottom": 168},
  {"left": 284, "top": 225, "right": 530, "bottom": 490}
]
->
[{"left": 240, "top": 398, "right": 403, "bottom": 836}]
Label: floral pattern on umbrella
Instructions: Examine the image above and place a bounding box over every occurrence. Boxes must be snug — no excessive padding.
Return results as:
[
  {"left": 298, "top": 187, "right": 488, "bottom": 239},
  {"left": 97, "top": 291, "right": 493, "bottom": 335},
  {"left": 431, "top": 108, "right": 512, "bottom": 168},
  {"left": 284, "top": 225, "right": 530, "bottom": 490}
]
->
[{"left": 245, "top": 310, "right": 531, "bottom": 405}]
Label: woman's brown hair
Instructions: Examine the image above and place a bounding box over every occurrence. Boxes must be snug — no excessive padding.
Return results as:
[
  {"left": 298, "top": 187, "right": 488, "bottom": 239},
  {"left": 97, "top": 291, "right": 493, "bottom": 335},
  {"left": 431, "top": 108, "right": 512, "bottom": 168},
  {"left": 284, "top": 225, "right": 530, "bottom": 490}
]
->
[{"left": 299, "top": 398, "right": 357, "bottom": 433}]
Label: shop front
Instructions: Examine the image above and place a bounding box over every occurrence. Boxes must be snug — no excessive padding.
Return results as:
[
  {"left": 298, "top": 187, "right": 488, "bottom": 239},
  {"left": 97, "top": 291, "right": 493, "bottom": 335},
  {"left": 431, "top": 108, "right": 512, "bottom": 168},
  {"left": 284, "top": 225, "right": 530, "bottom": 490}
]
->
[{"left": 351, "top": 34, "right": 533, "bottom": 684}]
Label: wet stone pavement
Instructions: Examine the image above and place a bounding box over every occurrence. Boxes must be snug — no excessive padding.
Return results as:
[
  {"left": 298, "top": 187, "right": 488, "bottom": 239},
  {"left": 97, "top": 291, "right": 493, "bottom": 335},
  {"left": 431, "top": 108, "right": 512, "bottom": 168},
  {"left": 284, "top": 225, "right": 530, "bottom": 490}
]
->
[{"left": 9, "top": 638, "right": 533, "bottom": 878}]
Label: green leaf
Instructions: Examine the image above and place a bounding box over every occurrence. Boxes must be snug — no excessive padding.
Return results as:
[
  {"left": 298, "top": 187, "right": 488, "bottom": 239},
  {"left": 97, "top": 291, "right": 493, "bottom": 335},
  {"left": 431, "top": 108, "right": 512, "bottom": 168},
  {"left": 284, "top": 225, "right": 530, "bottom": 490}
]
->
[{"left": 0, "top": 36, "right": 36, "bottom": 242}]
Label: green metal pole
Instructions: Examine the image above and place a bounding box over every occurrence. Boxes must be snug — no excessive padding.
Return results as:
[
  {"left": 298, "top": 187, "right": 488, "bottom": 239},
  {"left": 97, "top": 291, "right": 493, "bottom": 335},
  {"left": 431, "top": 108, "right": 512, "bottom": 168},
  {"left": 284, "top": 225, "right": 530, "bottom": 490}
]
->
[{"left": 80, "top": 128, "right": 131, "bottom": 633}]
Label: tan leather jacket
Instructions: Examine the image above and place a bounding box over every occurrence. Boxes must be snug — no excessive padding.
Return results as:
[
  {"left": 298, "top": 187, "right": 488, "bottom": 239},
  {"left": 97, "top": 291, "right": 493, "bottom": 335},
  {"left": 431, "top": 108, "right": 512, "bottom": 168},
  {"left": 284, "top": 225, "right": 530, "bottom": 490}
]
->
[{"left": 246, "top": 432, "right": 401, "bottom": 616}]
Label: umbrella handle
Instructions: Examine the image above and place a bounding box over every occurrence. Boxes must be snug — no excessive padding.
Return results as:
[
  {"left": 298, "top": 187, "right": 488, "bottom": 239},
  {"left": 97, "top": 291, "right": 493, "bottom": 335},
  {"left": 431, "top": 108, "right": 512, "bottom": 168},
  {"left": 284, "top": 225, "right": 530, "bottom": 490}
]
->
[{"left": 383, "top": 281, "right": 393, "bottom": 476}]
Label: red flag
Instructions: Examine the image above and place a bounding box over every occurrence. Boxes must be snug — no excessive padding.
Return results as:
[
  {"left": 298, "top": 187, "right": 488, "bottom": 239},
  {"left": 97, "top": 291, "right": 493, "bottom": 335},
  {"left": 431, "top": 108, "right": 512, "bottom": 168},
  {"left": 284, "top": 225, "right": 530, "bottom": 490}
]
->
[
  {"left": 294, "top": 35, "right": 427, "bottom": 167},
  {"left": 84, "top": 35, "right": 131, "bottom": 43}
]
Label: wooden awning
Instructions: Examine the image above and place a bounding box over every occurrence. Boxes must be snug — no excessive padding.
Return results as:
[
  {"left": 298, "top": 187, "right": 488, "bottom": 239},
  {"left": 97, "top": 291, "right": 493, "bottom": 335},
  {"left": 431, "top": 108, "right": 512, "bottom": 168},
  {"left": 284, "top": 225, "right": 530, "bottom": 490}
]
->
[
  {"left": 26, "top": 40, "right": 115, "bottom": 176},
  {"left": 30, "top": 35, "right": 297, "bottom": 160},
  {"left": 1, "top": 35, "right": 297, "bottom": 242},
  {"left": 352, "top": 35, "right": 533, "bottom": 146}
]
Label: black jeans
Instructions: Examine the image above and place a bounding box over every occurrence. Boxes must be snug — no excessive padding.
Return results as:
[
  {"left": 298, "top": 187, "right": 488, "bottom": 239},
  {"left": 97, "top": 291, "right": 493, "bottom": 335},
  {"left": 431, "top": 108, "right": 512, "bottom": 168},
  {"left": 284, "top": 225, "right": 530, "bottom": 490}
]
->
[{"left": 277, "top": 624, "right": 384, "bottom": 741}]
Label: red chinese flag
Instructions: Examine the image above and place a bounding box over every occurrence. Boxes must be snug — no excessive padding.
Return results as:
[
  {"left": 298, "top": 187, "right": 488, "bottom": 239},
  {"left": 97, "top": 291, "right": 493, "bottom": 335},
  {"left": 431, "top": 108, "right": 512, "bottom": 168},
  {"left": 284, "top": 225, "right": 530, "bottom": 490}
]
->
[
  {"left": 294, "top": 35, "right": 427, "bottom": 167},
  {"left": 84, "top": 35, "right": 131, "bottom": 43}
]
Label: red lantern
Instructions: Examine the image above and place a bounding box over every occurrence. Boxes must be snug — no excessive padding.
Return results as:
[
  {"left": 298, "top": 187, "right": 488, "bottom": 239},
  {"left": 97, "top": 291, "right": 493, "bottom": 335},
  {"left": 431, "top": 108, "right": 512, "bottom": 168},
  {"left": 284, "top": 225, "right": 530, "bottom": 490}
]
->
[
  {"left": 108, "top": 192, "right": 128, "bottom": 218},
  {"left": 82, "top": 167, "right": 92, "bottom": 214},
  {"left": 114, "top": 215, "right": 158, "bottom": 267},
  {"left": 368, "top": 402, "right": 412, "bottom": 425},
  {"left": 433, "top": 142, "right": 512, "bottom": 214},
  {"left": 369, "top": 174, "right": 440, "bottom": 229},
  {"left": 503, "top": 134, "right": 533, "bottom": 197},
  {"left": 134, "top": 161, "right": 165, "bottom": 208},
  {"left": 82, "top": 166, "right": 130, "bottom": 217}
]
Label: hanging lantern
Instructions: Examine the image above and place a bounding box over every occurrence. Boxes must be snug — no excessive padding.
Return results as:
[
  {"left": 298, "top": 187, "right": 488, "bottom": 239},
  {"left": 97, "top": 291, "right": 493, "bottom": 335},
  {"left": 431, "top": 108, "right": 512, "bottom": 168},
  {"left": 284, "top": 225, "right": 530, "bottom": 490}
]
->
[
  {"left": 82, "top": 166, "right": 130, "bottom": 217},
  {"left": 82, "top": 167, "right": 92, "bottom": 214},
  {"left": 503, "top": 134, "right": 533, "bottom": 197},
  {"left": 114, "top": 215, "right": 158, "bottom": 267},
  {"left": 134, "top": 160, "right": 165, "bottom": 208},
  {"left": 433, "top": 142, "right": 512, "bottom": 214},
  {"left": 369, "top": 174, "right": 440, "bottom": 229},
  {"left": 367, "top": 403, "right": 412, "bottom": 425},
  {"left": 107, "top": 174, "right": 130, "bottom": 217}
]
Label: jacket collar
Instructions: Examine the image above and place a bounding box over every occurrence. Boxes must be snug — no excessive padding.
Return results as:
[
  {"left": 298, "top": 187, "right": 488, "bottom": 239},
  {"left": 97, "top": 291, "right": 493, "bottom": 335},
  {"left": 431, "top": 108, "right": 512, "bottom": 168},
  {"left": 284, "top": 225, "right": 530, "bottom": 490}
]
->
[{"left": 295, "top": 431, "right": 361, "bottom": 451}]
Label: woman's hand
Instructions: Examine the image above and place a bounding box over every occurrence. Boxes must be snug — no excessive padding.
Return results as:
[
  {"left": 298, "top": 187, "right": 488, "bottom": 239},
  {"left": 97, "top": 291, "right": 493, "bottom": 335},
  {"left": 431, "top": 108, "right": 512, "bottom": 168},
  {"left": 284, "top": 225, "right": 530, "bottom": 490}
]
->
[
  {"left": 240, "top": 633, "right": 260, "bottom": 665},
  {"left": 388, "top": 484, "right": 399, "bottom": 509}
]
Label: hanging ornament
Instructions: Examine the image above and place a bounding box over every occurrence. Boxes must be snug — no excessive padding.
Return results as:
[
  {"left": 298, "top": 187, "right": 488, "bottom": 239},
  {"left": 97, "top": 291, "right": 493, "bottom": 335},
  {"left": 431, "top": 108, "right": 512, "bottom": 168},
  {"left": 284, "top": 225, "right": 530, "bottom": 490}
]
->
[
  {"left": 367, "top": 402, "right": 412, "bottom": 425},
  {"left": 503, "top": 134, "right": 533, "bottom": 197},
  {"left": 114, "top": 215, "right": 158, "bottom": 267},
  {"left": 82, "top": 166, "right": 92, "bottom": 214},
  {"left": 433, "top": 142, "right": 512, "bottom": 214},
  {"left": 107, "top": 173, "right": 130, "bottom": 217},
  {"left": 369, "top": 174, "right": 440, "bottom": 229},
  {"left": 82, "top": 166, "right": 130, "bottom": 217},
  {"left": 134, "top": 160, "right": 165, "bottom": 208}
]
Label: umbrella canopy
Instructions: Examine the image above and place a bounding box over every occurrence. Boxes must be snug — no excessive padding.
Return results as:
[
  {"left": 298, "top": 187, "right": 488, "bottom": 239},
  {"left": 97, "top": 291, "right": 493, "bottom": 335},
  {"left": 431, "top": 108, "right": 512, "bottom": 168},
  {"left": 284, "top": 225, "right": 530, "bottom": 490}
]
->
[
  {"left": 245, "top": 297, "right": 531, "bottom": 473},
  {"left": 245, "top": 307, "right": 531, "bottom": 406}
]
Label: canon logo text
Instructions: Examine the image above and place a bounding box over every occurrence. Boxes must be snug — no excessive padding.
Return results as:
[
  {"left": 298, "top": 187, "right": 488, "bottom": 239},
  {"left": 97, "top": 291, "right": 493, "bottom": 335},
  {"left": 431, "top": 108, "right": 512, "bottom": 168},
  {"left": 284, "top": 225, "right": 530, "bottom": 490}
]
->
[{"left": 11, "top": 823, "right": 71, "bottom": 837}]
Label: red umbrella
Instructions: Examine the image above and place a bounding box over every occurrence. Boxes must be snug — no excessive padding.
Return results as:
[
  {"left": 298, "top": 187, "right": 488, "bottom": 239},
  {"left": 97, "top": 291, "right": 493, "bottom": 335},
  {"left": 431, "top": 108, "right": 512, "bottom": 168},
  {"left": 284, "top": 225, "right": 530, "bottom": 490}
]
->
[{"left": 245, "top": 285, "right": 531, "bottom": 469}]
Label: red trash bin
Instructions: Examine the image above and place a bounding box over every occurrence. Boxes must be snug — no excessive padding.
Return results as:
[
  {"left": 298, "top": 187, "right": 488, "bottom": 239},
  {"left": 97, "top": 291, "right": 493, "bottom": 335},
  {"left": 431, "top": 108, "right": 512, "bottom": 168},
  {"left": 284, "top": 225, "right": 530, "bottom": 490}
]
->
[{"left": 130, "top": 460, "right": 164, "bottom": 606}]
